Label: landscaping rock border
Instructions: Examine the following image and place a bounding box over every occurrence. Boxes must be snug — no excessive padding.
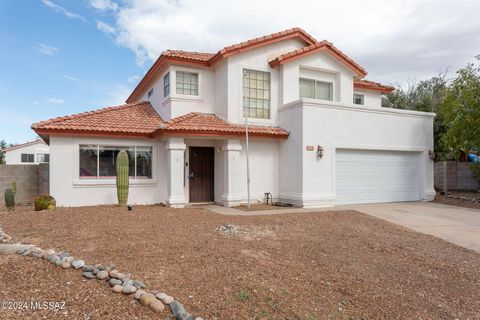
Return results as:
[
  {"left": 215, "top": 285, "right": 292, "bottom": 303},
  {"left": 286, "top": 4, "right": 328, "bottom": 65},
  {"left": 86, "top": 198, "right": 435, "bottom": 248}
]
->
[
  {"left": 15, "top": 246, "right": 202, "bottom": 320},
  {"left": 445, "top": 193, "right": 480, "bottom": 203}
]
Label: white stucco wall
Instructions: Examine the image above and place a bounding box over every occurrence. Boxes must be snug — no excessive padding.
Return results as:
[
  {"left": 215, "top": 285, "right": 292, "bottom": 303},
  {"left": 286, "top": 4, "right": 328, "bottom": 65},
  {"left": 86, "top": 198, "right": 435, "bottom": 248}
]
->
[
  {"left": 182, "top": 137, "right": 280, "bottom": 204},
  {"left": 49, "top": 136, "right": 166, "bottom": 207},
  {"left": 280, "top": 51, "right": 356, "bottom": 106},
  {"left": 354, "top": 89, "right": 382, "bottom": 108},
  {"left": 5, "top": 141, "right": 49, "bottom": 164},
  {"left": 279, "top": 99, "right": 435, "bottom": 207},
  {"left": 142, "top": 64, "right": 215, "bottom": 121}
]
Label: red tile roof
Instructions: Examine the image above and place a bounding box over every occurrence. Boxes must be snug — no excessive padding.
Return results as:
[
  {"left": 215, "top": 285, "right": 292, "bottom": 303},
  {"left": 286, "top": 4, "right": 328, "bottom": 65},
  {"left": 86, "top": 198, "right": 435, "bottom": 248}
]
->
[
  {"left": 159, "top": 112, "right": 289, "bottom": 138},
  {"left": 269, "top": 41, "right": 367, "bottom": 77},
  {"left": 354, "top": 79, "right": 395, "bottom": 93},
  {"left": 127, "top": 27, "right": 317, "bottom": 103},
  {"left": 162, "top": 50, "right": 215, "bottom": 63},
  {"left": 32, "top": 101, "right": 165, "bottom": 138},
  {"left": 208, "top": 27, "right": 317, "bottom": 65},
  {"left": 32, "top": 102, "right": 289, "bottom": 139}
]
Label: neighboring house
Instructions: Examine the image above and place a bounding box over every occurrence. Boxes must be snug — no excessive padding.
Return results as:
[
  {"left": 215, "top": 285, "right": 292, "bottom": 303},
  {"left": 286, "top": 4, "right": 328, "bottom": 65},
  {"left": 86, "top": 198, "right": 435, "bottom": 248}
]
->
[
  {"left": 3, "top": 138, "right": 50, "bottom": 165},
  {"left": 32, "top": 28, "right": 435, "bottom": 207}
]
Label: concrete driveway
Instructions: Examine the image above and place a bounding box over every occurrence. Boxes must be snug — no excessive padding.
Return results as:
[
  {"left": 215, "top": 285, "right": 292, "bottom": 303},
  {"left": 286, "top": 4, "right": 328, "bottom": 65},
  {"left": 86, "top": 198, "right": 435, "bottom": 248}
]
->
[{"left": 345, "top": 202, "right": 480, "bottom": 252}]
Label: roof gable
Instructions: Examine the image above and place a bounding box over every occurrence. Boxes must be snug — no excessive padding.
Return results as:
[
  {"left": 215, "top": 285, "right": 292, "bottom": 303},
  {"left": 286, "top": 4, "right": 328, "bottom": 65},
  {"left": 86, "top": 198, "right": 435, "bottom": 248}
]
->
[
  {"left": 269, "top": 41, "right": 367, "bottom": 77},
  {"left": 126, "top": 27, "right": 317, "bottom": 103}
]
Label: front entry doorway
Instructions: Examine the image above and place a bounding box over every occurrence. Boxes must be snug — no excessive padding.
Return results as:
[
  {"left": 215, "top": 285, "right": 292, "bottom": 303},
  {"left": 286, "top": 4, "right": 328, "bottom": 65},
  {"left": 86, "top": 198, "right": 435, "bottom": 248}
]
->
[{"left": 188, "top": 147, "right": 214, "bottom": 203}]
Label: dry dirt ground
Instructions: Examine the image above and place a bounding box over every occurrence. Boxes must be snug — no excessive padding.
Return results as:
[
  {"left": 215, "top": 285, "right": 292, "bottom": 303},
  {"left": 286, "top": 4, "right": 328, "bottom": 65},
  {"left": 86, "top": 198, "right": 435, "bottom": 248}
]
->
[
  {"left": 433, "top": 191, "right": 480, "bottom": 210},
  {"left": 1, "top": 205, "right": 480, "bottom": 319}
]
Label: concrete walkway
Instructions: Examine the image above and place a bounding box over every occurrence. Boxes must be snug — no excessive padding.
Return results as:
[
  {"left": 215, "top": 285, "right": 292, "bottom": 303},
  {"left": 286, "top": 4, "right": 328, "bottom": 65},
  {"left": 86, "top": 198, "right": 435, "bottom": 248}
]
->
[{"left": 202, "top": 202, "right": 480, "bottom": 252}]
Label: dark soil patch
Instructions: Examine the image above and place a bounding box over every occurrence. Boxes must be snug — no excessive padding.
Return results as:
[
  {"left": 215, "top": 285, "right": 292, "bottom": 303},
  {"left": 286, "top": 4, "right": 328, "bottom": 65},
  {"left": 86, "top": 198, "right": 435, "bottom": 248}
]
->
[
  {"left": 433, "top": 192, "right": 480, "bottom": 210},
  {"left": 1, "top": 205, "right": 480, "bottom": 319}
]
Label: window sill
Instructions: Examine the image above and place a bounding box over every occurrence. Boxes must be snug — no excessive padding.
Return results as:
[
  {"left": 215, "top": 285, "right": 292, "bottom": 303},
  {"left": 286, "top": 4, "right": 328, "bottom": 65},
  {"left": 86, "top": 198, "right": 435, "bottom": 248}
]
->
[{"left": 73, "top": 179, "right": 158, "bottom": 188}]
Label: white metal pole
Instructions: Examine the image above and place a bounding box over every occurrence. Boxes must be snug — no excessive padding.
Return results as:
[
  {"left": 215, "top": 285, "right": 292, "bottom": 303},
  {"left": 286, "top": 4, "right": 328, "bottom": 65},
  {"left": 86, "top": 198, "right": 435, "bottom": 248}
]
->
[{"left": 243, "top": 70, "right": 251, "bottom": 210}]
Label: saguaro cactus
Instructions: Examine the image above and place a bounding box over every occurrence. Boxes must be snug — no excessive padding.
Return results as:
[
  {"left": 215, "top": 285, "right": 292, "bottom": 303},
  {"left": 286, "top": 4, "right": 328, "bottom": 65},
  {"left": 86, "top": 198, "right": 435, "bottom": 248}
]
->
[{"left": 116, "top": 150, "right": 129, "bottom": 206}]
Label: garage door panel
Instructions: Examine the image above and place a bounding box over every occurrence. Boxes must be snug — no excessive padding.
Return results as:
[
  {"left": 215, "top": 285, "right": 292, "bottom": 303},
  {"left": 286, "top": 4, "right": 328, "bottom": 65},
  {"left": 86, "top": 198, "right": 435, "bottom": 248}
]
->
[{"left": 336, "top": 149, "right": 421, "bottom": 205}]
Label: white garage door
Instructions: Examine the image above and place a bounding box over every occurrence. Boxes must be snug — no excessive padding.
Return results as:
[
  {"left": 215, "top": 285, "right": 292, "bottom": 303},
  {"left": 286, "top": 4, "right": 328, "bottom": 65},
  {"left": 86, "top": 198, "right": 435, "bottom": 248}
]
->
[{"left": 336, "top": 149, "right": 421, "bottom": 205}]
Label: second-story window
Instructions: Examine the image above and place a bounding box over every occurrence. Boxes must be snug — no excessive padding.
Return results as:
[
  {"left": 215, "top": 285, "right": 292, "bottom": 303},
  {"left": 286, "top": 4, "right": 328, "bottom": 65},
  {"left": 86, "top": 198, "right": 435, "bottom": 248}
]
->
[
  {"left": 299, "top": 78, "right": 333, "bottom": 101},
  {"left": 163, "top": 72, "right": 170, "bottom": 97},
  {"left": 353, "top": 93, "right": 364, "bottom": 105},
  {"left": 243, "top": 69, "right": 271, "bottom": 119},
  {"left": 176, "top": 71, "right": 198, "bottom": 95}
]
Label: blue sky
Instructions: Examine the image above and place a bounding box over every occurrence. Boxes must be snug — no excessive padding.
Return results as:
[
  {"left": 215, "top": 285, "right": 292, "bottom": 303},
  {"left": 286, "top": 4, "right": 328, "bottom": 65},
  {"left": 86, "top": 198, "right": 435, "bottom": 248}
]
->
[
  {"left": 1, "top": 0, "right": 479, "bottom": 143},
  {"left": 0, "top": 0, "right": 142, "bottom": 143}
]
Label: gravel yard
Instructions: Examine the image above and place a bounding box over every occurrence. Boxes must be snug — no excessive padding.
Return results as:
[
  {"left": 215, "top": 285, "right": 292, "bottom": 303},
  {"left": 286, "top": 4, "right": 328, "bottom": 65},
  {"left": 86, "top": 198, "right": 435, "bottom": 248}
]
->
[{"left": 1, "top": 204, "right": 480, "bottom": 319}]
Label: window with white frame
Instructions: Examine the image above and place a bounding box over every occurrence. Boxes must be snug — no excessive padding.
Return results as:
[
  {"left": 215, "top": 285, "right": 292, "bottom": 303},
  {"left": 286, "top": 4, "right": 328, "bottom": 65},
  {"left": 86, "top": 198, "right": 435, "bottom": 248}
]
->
[
  {"left": 176, "top": 71, "right": 198, "bottom": 95},
  {"left": 353, "top": 93, "right": 364, "bottom": 105},
  {"left": 21, "top": 153, "right": 34, "bottom": 163},
  {"left": 299, "top": 78, "right": 333, "bottom": 101},
  {"left": 243, "top": 69, "right": 271, "bottom": 119},
  {"left": 79, "top": 145, "right": 152, "bottom": 179},
  {"left": 163, "top": 72, "right": 170, "bottom": 97},
  {"left": 37, "top": 153, "right": 49, "bottom": 163}
]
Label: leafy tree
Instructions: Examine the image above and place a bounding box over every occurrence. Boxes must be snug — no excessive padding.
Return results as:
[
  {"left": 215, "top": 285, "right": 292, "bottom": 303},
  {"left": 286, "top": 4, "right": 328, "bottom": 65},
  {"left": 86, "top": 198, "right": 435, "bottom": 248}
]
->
[
  {"left": 441, "top": 55, "right": 480, "bottom": 158},
  {"left": 382, "top": 74, "right": 448, "bottom": 160},
  {"left": 0, "top": 140, "right": 7, "bottom": 164}
]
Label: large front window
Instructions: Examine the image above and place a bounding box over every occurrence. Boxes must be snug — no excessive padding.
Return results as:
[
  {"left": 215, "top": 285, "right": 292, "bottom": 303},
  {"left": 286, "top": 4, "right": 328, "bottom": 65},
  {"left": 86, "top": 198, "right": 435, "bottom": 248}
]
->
[
  {"left": 243, "top": 69, "right": 270, "bottom": 119},
  {"left": 299, "top": 78, "right": 333, "bottom": 101},
  {"left": 176, "top": 71, "right": 198, "bottom": 95},
  {"left": 79, "top": 145, "right": 152, "bottom": 179}
]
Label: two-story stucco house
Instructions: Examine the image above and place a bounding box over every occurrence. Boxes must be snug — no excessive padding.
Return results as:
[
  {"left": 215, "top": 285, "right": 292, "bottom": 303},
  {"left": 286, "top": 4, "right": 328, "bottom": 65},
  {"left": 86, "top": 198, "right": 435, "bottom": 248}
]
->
[{"left": 32, "top": 28, "right": 435, "bottom": 208}]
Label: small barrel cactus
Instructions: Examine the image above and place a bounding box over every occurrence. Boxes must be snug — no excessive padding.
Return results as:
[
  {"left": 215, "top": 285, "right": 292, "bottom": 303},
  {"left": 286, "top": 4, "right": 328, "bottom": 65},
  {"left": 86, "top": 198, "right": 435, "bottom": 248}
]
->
[
  {"left": 116, "top": 150, "right": 129, "bottom": 206},
  {"left": 5, "top": 188, "right": 15, "bottom": 210}
]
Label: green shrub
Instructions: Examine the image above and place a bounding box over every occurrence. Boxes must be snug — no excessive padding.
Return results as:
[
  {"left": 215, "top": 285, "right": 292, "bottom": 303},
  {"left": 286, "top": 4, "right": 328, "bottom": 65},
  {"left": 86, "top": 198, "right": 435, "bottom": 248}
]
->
[
  {"left": 34, "top": 195, "right": 56, "bottom": 211},
  {"left": 12, "top": 179, "right": 17, "bottom": 195},
  {"left": 470, "top": 163, "right": 480, "bottom": 181},
  {"left": 5, "top": 188, "right": 15, "bottom": 210}
]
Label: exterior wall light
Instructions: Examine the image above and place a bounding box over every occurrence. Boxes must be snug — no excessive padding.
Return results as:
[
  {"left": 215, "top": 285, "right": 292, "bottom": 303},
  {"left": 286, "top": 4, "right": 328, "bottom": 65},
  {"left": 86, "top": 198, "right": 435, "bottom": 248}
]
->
[
  {"left": 317, "top": 145, "right": 324, "bottom": 159},
  {"left": 428, "top": 150, "right": 435, "bottom": 161}
]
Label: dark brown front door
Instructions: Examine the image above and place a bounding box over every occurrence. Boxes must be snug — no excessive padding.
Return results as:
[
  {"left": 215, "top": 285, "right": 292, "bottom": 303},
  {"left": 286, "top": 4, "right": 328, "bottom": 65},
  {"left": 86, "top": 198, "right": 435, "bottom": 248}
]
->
[{"left": 189, "top": 147, "right": 214, "bottom": 203}]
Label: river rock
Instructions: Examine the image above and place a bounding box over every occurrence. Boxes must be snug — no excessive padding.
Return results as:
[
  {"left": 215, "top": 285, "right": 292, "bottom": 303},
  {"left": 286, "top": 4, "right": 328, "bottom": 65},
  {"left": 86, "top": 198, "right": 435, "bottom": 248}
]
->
[
  {"left": 122, "top": 285, "right": 137, "bottom": 294},
  {"left": 109, "top": 278, "right": 122, "bottom": 287},
  {"left": 82, "top": 271, "right": 96, "bottom": 279},
  {"left": 134, "top": 290, "right": 145, "bottom": 300},
  {"left": 71, "top": 260, "right": 85, "bottom": 269},
  {"left": 133, "top": 280, "right": 146, "bottom": 289},
  {"left": 162, "top": 295, "right": 174, "bottom": 305},
  {"left": 112, "top": 285, "right": 123, "bottom": 293},
  {"left": 96, "top": 270, "right": 109, "bottom": 280},
  {"left": 139, "top": 293, "right": 156, "bottom": 306},
  {"left": 61, "top": 262, "right": 71, "bottom": 269},
  {"left": 150, "top": 299, "right": 165, "bottom": 313}
]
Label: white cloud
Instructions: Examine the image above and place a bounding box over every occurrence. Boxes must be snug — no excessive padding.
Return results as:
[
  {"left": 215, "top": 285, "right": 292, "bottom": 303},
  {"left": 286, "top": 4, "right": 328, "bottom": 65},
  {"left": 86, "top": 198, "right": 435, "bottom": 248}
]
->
[
  {"left": 41, "top": 0, "right": 87, "bottom": 22},
  {"left": 62, "top": 74, "right": 80, "bottom": 81},
  {"left": 88, "top": 0, "right": 118, "bottom": 12},
  {"left": 95, "top": 0, "right": 480, "bottom": 83},
  {"left": 127, "top": 75, "right": 140, "bottom": 83},
  {"left": 96, "top": 20, "right": 116, "bottom": 34},
  {"left": 47, "top": 98, "right": 65, "bottom": 105},
  {"left": 102, "top": 84, "right": 131, "bottom": 106},
  {"left": 33, "top": 43, "right": 59, "bottom": 55}
]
